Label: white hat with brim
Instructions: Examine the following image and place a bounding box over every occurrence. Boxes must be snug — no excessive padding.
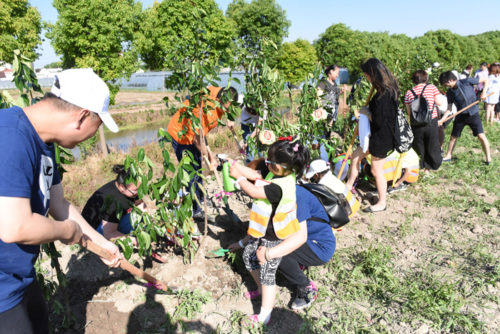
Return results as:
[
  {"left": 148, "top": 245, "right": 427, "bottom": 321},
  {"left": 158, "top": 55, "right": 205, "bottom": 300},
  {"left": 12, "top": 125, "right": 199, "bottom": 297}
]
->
[
  {"left": 51, "top": 68, "right": 119, "bottom": 133},
  {"left": 305, "top": 159, "right": 330, "bottom": 179}
]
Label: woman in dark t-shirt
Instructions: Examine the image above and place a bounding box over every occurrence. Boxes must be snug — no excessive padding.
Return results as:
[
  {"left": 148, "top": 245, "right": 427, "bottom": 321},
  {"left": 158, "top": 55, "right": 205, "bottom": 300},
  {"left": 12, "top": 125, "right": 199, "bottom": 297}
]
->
[{"left": 81, "top": 165, "right": 139, "bottom": 240}]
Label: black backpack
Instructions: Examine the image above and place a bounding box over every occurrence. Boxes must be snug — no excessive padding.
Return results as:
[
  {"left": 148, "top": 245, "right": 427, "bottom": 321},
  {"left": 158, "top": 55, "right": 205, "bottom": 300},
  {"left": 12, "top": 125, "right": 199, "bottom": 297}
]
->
[
  {"left": 409, "top": 84, "right": 432, "bottom": 127},
  {"left": 299, "top": 183, "right": 351, "bottom": 229}
]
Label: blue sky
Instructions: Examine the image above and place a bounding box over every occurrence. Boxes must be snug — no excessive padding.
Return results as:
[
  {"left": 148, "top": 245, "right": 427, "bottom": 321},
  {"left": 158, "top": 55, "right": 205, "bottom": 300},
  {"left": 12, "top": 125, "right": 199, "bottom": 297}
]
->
[{"left": 31, "top": 0, "right": 500, "bottom": 67}]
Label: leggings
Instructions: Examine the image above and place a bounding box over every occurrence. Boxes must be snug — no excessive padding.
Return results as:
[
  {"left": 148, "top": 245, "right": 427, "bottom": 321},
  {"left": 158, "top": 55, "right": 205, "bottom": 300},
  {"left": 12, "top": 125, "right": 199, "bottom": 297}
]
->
[
  {"left": 243, "top": 238, "right": 282, "bottom": 286},
  {"left": 0, "top": 280, "right": 49, "bottom": 334}
]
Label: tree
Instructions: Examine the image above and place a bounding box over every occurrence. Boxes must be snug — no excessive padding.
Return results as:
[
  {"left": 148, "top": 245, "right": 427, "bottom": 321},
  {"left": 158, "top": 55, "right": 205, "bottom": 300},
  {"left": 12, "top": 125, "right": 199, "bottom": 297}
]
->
[
  {"left": 314, "top": 23, "right": 368, "bottom": 79},
  {"left": 44, "top": 61, "right": 63, "bottom": 69},
  {"left": 277, "top": 39, "right": 317, "bottom": 86},
  {"left": 136, "top": 0, "right": 236, "bottom": 70},
  {"left": 47, "top": 0, "right": 141, "bottom": 99},
  {"left": 226, "top": 0, "right": 290, "bottom": 67},
  {"left": 0, "top": 0, "right": 41, "bottom": 63}
]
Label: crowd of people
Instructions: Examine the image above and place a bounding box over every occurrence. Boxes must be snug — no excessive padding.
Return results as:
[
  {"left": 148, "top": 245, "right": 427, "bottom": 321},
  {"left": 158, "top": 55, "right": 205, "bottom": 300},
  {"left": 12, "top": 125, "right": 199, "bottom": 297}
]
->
[{"left": 1, "top": 56, "right": 499, "bottom": 331}]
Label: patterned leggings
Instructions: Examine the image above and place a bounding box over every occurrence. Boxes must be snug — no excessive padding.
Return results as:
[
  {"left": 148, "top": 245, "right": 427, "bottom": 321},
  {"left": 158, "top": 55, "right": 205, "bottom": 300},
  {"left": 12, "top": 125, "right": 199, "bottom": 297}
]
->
[{"left": 243, "top": 238, "right": 282, "bottom": 286}]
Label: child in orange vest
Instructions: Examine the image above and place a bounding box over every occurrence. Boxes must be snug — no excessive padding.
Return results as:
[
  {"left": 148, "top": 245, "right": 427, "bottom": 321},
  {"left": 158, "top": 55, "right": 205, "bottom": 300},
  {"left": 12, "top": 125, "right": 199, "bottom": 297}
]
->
[{"left": 228, "top": 138, "right": 309, "bottom": 325}]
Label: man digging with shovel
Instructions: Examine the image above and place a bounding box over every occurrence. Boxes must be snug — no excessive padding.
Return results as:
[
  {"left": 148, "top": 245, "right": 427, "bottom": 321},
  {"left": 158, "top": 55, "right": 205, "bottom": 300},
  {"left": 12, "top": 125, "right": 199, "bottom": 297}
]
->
[{"left": 0, "top": 68, "right": 122, "bottom": 334}]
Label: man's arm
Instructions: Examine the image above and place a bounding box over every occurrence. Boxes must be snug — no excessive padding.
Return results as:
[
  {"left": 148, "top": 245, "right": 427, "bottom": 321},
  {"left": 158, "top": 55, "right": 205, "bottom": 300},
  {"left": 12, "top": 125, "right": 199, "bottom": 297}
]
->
[
  {"left": 0, "top": 196, "right": 81, "bottom": 245},
  {"left": 49, "top": 183, "right": 121, "bottom": 266}
]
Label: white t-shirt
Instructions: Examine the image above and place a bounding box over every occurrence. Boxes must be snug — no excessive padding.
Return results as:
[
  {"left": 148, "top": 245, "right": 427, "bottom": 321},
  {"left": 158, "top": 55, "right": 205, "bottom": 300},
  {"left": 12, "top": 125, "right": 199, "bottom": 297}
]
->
[
  {"left": 486, "top": 74, "right": 500, "bottom": 104},
  {"left": 240, "top": 106, "right": 260, "bottom": 126}
]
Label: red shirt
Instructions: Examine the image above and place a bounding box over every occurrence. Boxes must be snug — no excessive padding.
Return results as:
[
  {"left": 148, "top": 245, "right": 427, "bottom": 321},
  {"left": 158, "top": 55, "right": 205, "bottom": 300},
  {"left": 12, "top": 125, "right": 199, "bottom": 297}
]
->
[{"left": 404, "top": 83, "right": 440, "bottom": 119}]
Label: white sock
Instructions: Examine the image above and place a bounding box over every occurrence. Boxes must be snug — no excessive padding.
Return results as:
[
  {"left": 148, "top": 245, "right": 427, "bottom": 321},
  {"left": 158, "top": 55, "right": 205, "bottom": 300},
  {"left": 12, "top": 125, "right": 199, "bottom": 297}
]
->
[{"left": 258, "top": 307, "right": 272, "bottom": 323}]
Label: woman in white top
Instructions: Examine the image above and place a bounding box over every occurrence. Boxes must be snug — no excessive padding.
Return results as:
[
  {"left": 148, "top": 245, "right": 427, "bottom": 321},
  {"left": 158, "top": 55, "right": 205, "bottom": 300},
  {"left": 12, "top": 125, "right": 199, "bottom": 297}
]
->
[{"left": 485, "top": 63, "right": 500, "bottom": 125}]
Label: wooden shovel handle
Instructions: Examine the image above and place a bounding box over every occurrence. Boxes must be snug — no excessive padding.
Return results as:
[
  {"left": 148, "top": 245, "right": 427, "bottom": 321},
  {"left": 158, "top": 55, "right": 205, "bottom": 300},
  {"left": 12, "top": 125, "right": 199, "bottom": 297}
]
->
[{"left": 82, "top": 239, "right": 167, "bottom": 291}]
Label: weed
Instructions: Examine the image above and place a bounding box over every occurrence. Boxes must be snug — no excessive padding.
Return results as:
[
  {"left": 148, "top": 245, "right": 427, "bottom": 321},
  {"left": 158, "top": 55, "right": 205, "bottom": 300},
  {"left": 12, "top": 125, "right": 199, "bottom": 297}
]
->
[{"left": 173, "top": 289, "right": 211, "bottom": 321}]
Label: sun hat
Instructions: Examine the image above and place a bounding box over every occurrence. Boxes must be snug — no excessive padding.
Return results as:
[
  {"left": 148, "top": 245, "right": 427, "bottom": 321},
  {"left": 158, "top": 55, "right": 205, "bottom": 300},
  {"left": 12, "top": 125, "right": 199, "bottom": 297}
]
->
[
  {"left": 51, "top": 68, "right": 119, "bottom": 133},
  {"left": 305, "top": 159, "right": 330, "bottom": 179}
]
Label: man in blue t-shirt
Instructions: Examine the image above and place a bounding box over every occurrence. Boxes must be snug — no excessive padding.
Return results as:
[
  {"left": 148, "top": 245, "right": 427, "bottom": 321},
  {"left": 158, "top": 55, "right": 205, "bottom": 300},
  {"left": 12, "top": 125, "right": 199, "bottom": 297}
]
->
[
  {"left": 0, "top": 68, "right": 123, "bottom": 333},
  {"left": 438, "top": 71, "right": 492, "bottom": 165}
]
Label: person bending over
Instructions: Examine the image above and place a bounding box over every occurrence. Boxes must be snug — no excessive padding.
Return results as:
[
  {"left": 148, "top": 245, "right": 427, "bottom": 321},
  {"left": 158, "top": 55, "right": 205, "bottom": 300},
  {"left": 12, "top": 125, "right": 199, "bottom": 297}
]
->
[{"left": 438, "top": 71, "right": 491, "bottom": 165}]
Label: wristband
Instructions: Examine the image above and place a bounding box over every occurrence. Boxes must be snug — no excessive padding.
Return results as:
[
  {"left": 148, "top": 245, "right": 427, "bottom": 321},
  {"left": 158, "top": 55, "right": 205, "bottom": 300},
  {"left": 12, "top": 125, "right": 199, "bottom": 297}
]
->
[
  {"left": 231, "top": 159, "right": 237, "bottom": 167},
  {"left": 238, "top": 240, "right": 244, "bottom": 248}
]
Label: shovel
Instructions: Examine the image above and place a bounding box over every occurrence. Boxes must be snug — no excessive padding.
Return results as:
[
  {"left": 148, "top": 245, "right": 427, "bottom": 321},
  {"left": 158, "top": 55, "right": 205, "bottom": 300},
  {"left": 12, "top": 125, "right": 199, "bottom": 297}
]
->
[
  {"left": 440, "top": 92, "right": 494, "bottom": 123},
  {"left": 81, "top": 238, "right": 171, "bottom": 292},
  {"left": 205, "top": 248, "right": 230, "bottom": 259}
]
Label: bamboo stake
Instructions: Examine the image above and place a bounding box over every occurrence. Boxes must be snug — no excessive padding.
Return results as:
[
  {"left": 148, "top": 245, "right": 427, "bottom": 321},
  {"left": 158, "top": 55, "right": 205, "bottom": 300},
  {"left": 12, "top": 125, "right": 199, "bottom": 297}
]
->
[
  {"left": 81, "top": 239, "right": 168, "bottom": 291},
  {"left": 337, "top": 86, "right": 374, "bottom": 179}
]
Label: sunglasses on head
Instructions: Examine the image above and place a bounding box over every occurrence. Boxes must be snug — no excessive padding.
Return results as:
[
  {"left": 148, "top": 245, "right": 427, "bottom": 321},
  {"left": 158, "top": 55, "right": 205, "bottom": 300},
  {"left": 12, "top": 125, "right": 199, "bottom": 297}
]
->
[{"left": 265, "top": 159, "right": 288, "bottom": 169}]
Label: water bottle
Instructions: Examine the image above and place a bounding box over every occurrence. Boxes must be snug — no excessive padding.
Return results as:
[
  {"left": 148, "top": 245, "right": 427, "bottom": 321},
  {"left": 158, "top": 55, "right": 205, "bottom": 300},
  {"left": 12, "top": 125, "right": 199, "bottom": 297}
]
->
[{"left": 222, "top": 161, "right": 236, "bottom": 192}]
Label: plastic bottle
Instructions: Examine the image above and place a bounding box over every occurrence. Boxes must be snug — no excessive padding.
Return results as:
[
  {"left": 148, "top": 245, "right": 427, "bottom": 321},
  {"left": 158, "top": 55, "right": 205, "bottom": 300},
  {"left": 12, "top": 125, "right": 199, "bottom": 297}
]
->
[{"left": 222, "top": 161, "right": 236, "bottom": 192}]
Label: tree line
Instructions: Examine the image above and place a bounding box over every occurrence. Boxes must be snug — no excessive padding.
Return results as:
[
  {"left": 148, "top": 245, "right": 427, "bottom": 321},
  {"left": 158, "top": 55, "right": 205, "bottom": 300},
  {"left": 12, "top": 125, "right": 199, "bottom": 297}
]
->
[{"left": 2, "top": 0, "right": 500, "bottom": 92}]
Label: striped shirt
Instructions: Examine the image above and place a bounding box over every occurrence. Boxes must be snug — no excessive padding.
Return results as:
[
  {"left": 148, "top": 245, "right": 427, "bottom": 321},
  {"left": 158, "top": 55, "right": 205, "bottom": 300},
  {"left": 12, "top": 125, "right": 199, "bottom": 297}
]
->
[{"left": 404, "top": 83, "right": 440, "bottom": 119}]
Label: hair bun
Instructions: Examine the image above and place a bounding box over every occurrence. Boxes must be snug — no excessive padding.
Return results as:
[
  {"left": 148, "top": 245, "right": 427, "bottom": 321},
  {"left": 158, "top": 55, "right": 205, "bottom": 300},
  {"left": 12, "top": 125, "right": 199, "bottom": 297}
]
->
[{"left": 112, "top": 164, "right": 125, "bottom": 174}]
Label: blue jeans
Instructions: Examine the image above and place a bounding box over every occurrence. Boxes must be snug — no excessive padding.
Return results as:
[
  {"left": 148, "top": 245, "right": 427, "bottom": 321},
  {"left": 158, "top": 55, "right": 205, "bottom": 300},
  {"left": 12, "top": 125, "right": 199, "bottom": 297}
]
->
[{"left": 171, "top": 139, "right": 203, "bottom": 213}]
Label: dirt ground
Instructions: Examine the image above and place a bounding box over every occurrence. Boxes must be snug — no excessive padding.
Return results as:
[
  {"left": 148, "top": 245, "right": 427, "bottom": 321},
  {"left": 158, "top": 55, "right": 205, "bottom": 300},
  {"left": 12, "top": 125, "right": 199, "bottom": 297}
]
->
[
  {"left": 46, "top": 171, "right": 499, "bottom": 334},
  {"left": 39, "top": 90, "right": 499, "bottom": 334}
]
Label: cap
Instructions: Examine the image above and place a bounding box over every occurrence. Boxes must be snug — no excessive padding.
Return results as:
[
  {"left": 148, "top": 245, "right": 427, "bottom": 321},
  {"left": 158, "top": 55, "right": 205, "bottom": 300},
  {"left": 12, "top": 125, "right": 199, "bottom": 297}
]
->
[
  {"left": 305, "top": 159, "right": 330, "bottom": 179},
  {"left": 51, "top": 68, "right": 119, "bottom": 133}
]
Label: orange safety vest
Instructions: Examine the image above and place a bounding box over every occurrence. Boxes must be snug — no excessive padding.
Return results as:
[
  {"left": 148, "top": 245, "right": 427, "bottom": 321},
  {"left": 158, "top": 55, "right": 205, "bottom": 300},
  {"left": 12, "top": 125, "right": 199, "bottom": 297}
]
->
[
  {"left": 167, "top": 86, "right": 224, "bottom": 144},
  {"left": 248, "top": 174, "right": 301, "bottom": 239}
]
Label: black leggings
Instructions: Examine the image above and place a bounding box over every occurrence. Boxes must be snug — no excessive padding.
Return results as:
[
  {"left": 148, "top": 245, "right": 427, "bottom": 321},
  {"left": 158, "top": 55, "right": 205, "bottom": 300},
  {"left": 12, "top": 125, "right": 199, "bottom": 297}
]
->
[
  {"left": 0, "top": 280, "right": 49, "bottom": 334},
  {"left": 411, "top": 119, "right": 442, "bottom": 170},
  {"left": 278, "top": 243, "right": 325, "bottom": 289}
]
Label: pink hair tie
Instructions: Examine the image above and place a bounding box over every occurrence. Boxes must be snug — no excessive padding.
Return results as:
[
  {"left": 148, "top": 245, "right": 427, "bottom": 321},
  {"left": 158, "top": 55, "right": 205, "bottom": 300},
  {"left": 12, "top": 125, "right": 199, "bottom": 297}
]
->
[{"left": 293, "top": 143, "right": 299, "bottom": 152}]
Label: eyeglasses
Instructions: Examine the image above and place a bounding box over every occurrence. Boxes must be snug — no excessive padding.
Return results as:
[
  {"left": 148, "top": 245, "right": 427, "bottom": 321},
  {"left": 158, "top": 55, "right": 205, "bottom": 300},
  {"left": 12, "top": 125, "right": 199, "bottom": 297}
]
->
[{"left": 265, "top": 159, "right": 288, "bottom": 169}]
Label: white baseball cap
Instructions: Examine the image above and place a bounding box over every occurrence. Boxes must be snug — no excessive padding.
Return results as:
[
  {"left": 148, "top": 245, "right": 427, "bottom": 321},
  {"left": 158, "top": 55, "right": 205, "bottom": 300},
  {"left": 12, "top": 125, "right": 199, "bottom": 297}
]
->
[
  {"left": 51, "top": 68, "right": 119, "bottom": 133},
  {"left": 305, "top": 159, "right": 330, "bottom": 179}
]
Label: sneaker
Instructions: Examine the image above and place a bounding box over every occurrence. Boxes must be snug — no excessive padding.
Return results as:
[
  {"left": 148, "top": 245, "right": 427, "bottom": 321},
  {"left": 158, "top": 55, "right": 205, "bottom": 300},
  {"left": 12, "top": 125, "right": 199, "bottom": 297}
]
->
[
  {"left": 291, "top": 283, "right": 318, "bottom": 310},
  {"left": 387, "top": 183, "right": 409, "bottom": 194}
]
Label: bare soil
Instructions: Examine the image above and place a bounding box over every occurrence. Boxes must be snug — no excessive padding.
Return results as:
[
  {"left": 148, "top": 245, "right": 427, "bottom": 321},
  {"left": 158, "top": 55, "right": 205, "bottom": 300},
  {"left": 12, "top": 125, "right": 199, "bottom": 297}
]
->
[{"left": 41, "top": 91, "right": 499, "bottom": 334}]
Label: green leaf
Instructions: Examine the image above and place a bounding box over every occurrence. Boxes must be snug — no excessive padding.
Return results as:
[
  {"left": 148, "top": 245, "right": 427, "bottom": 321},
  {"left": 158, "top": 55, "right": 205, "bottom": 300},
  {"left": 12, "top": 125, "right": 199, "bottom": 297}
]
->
[{"left": 137, "top": 148, "right": 145, "bottom": 162}]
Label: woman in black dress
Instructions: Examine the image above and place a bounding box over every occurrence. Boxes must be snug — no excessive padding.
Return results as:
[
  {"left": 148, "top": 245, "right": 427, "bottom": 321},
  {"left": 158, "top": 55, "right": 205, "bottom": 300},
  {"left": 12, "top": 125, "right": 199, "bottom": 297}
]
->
[{"left": 346, "top": 58, "right": 399, "bottom": 212}]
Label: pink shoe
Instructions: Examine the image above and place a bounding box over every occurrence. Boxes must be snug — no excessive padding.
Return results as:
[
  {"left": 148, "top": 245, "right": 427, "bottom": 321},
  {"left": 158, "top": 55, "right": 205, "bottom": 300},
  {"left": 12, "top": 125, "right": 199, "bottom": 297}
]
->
[
  {"left": 244, "top": 290, "right": 261, "bottom": 299},
  {"left": 246, "top": 314, "right": 271, "bottom": 327},
  {"left": 308, "top": 281, "right": 318, "bottom": 292}
]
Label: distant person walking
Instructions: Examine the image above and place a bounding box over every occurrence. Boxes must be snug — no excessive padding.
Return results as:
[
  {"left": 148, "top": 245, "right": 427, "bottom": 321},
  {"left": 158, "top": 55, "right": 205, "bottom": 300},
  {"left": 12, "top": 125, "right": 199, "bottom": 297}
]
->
[
  {"left": 484, "top": 63, "right": 500, "bottom": 125},
  {"left": 439, "top": 71, "right": 491, "bottom": 165},
  {"left": 461, "top": 64, "right": 473, "bottom": 78},
  {"left": 474, "top": 62, "right": 489, "bottom": 99}
]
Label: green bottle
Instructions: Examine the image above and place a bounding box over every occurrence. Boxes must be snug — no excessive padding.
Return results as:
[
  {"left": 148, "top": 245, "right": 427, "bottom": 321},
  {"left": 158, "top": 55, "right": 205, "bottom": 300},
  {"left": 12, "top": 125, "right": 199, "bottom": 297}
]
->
[{"left": 222, "top": 161, "right": 236, "bottom": 192}]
